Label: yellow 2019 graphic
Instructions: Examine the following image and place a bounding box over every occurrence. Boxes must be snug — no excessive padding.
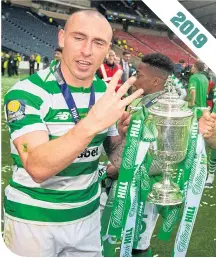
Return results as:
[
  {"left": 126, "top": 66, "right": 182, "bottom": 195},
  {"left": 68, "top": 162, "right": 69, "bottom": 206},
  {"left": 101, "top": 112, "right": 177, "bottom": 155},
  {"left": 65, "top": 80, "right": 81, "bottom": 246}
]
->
[{"left": 170, "top": 11, "right": 208, "bottom": 48}]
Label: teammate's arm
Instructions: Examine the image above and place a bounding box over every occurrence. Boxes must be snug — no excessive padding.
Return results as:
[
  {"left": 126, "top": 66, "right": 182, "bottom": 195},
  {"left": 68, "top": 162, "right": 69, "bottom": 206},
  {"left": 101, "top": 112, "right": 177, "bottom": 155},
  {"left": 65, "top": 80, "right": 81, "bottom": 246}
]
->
[
  {"left": 103, "top": 111, "right": 130, "bottom": 168},
  {"left": 103, "top": 135, "right": 125, "bottom": 169},
  {"left": 189, "top": 89, "right": 196, "bottom": 107},
  {"left": 188, "top": 75, "right": 197, "bottom": 107}
]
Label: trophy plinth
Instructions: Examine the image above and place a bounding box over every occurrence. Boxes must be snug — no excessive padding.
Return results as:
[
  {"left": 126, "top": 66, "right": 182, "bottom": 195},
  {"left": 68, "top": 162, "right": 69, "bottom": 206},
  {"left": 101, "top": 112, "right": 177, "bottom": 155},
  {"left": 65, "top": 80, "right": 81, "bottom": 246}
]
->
[{"left": 146, "top": 79, "right": 193, "bottom": 206}]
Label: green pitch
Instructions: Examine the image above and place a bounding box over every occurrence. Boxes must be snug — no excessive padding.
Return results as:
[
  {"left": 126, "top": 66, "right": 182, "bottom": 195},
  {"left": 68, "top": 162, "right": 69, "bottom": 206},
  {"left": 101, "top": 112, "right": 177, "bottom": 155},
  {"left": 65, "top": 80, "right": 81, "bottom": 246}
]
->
[{"left": 1, "top": 75, "right": 216, "bottom": 256}]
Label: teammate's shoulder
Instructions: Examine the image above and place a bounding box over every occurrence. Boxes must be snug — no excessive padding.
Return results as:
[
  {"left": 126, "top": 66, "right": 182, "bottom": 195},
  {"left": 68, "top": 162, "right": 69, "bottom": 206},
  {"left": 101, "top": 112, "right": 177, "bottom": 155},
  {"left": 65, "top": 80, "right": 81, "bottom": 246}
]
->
[
  {"left": 93, "top": 74, "right": 107, "bottom": 92},
  {"left": 189, "top": 74, "right": 197, "bottom": 82}
]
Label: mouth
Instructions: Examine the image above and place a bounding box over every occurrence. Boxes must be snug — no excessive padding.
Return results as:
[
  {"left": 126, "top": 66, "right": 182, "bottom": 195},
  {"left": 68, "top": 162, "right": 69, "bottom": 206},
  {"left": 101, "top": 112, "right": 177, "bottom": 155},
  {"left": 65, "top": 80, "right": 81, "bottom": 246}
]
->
[{"left": 76, "top": 60, "right": 92, "bottom": 68}]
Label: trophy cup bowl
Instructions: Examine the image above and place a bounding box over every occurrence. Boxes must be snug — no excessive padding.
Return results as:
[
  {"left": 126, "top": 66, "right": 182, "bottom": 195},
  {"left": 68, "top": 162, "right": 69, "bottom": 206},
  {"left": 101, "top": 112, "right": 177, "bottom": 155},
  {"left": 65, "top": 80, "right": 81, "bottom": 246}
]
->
[{"left": 147, "top": 93, "right": 193, "bottom": 206}]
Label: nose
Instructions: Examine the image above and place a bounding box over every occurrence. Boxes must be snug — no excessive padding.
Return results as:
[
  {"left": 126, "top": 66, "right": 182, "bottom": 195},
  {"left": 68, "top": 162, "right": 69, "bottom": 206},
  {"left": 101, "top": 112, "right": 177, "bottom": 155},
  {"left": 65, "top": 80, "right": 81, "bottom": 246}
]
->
[{"left": 80, "top": 40, "right": 92, "bottom": 57}]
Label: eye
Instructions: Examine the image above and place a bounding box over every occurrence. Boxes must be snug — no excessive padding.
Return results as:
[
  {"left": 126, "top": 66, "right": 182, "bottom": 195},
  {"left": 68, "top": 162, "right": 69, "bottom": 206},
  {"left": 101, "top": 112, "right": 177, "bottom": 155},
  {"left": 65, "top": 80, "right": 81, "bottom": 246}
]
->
[
  {"left": 95, "top": 41, "right": 104, "bottom": 46},
  {"left": 74, "top": 36, "right": 84, "bottom": 41}
]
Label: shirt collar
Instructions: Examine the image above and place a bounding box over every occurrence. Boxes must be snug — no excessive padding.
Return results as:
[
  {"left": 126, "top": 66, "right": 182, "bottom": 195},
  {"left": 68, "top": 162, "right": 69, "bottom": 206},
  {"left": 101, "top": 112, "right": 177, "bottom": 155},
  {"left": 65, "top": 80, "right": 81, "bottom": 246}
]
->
[{"left": 141, "top": 91, "right": 164, "bottom": 106}]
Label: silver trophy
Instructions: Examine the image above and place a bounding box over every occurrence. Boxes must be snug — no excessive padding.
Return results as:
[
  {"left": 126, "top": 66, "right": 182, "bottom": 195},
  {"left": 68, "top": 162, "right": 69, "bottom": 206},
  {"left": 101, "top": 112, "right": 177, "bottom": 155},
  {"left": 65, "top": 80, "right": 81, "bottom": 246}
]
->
[{"left": 147, "top": 77, "right": 193, "bottom": 206}]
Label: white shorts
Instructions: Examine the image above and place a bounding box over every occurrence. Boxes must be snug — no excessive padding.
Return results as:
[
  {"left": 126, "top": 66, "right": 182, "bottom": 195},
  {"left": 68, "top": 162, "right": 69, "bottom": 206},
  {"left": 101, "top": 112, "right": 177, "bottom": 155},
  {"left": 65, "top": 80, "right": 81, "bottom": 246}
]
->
[
  {"left": 100, "top": 191, "right": 108, "bottom": 217},
  {"left": 136, "top": 202, "right": 159, "bottom": 250},
  {"left": 3, "top": 210, "right": 102, "bottom": 257}
]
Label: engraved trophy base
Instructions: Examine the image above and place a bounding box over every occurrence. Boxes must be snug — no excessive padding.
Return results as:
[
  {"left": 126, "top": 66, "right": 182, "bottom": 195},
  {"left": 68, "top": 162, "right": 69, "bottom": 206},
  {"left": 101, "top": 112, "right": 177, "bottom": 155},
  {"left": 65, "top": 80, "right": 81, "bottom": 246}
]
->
[{"left": 147, "top": 179, "right": 184, "bottom": 206}]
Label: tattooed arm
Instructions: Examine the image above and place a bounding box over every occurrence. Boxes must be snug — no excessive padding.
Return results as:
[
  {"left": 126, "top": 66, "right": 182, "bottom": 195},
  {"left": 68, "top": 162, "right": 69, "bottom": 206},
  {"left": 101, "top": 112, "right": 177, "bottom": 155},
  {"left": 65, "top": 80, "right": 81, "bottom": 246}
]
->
[
  {"left": 103, "top": 111, "right": 131, "bottom": 168},
  {"left": 103, "top": 135, "right": 126, "bottom": 169}
]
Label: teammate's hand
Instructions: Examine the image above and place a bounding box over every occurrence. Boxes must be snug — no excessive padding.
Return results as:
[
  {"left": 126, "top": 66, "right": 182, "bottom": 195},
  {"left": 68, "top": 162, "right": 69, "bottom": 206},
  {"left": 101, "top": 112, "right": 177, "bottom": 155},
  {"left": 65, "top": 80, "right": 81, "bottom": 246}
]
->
[
  {"left": 118, "top": 111, "right": 131, "bottom": 139},
  {"left": 106, "top": 164, "right": 119, "bottom": 180},
  {"left": 86, "top": 70, "right": 143, "bottom": 134},
  {"left": 198, "top": 110, "right": 216, "bottom": 138}
]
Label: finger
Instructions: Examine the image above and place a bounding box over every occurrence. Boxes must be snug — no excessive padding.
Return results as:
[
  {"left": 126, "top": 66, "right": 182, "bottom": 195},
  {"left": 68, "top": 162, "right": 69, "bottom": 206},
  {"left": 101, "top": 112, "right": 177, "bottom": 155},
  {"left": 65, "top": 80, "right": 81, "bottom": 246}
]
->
[
  {"left": 122, "top": 125, "right": 129, "bottom": 134},
  {"left": 199, "top": 125, "right": 214, "bottom": 134},
  {"left": 121, "top": 89, "right": 144, "bottom": 107},
  {"left": 210, "top": 112, "right": 216, "bottom": 120},
  {"left": 106, "top": 70, "right": 123, "bottom": 94},
  {"left": 122, "top": 115, "right": 131, "bottom": 126},
  {"left": 115, "top": 76, "right": 137, "bottom": 99},
  {"left": 202, "top": 110, "right": 212, "bottom": 121},
  {"left": 200, "top": 119, "right": 215, "bottom": 127},
  {"left": 119, "top": 111, "right": 130, "bottom": 123}
]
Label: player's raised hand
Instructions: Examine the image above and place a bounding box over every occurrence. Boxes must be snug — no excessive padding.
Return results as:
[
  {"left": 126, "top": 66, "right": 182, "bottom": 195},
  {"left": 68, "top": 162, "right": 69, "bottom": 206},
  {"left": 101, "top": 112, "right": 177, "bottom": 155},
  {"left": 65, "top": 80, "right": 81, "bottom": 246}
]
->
[{"left": 86, "top": 70, "right": 143, "bottom": 134}]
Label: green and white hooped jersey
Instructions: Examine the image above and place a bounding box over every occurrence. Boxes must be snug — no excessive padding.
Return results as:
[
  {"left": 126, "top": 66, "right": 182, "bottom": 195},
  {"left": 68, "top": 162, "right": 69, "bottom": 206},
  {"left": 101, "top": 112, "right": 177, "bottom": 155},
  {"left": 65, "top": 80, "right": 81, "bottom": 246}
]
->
[{"left": 4, "top": 62, "right": 118, "bottom": 225}]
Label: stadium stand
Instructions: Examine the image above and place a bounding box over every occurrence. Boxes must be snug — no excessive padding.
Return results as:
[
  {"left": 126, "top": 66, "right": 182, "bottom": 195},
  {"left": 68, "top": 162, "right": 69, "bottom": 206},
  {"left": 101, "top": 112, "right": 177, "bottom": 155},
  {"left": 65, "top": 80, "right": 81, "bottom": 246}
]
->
[
  {"left": 2, "top": 3, "right": 58, "bottom": 59},
  {"left": 3, "top": 0, "right": 212, "bottom": 65},
  {"left": 99, "top": 1, "right": 137, "bottom": 15},
  {"left": 114, "top": 30, "right": 155, "bottom": 56},
  {"left": 173, "top": 37, "right": 197, "bottom": 58},
  {"left": 131, "top": 33, "right": 195, "bottom": 63}
]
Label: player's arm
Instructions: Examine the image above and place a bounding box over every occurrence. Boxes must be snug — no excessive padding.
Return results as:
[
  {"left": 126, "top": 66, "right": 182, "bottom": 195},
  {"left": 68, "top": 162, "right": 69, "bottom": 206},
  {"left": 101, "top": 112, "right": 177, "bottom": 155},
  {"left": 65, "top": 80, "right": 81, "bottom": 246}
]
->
[
  {"left": 14, "top": 120, "right": 96, "bottom": 183},
  {"left": 10, "top": 71, "right": 143, "bottom": 183}
]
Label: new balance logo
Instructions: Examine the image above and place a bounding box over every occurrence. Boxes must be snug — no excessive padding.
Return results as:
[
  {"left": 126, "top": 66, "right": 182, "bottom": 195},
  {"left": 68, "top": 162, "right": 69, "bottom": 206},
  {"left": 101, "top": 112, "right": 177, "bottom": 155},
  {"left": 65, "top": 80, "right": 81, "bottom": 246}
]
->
[{"left": 54, "top": 112, "right": 70, "bottom": 120}]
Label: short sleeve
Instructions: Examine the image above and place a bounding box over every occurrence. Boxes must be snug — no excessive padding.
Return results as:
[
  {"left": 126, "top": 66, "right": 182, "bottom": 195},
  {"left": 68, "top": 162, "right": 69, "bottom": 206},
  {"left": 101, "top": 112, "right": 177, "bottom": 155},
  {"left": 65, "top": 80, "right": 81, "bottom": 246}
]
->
[
  {"left": 188, "top": 75, "right": 197, "bottom": 91},
  {"left": 107, "top": 123, "right": 119, "bottom": 137},
  {"left": 4, "top": 79, "right": 50, "bottom": 141}
]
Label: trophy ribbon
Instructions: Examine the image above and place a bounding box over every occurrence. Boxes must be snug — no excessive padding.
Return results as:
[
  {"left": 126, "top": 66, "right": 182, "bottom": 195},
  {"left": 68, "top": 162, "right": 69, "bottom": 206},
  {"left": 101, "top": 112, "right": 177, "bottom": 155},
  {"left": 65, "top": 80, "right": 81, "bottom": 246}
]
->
[
  {"left": 101, "top": 106, "right": 155, "bottom": 257},
  {"left": 172, "top": 133, "right": 207, "bottom": 257}
]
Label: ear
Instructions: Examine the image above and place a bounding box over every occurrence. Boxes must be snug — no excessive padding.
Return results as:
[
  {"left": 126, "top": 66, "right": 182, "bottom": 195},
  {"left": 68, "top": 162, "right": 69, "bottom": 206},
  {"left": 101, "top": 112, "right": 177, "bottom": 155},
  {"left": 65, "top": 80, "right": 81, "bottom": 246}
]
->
[
  {"left": 153, "top": 77, "right": 160, "bottom": 86},
  {"left": 58, "top": 29, "right": 65, "bottom": 49}
]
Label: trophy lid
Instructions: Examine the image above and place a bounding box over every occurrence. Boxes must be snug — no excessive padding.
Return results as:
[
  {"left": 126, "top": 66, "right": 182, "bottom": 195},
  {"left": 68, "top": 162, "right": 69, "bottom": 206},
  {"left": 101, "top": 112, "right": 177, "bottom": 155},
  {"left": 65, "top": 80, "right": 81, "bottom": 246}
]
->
[{"left": 148, "top": 76, "right": 193, "bottom": 118}]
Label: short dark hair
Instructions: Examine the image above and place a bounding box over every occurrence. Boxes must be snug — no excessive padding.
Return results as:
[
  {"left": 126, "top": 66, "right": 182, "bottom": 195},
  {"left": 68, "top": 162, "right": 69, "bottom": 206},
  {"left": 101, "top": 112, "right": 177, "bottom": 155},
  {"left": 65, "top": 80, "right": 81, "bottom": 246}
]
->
[
  {"left": 55, "top": 47, "right": 62, "bottom": 53},
  {"left": 142, "top": 53, "right": 174, "bottom": 74},
  {"left": 122, "top": 51, "right": 131, "bottom": 56},
  {"left": 194, "top": 60, "right": 205, "bottom": 72}
]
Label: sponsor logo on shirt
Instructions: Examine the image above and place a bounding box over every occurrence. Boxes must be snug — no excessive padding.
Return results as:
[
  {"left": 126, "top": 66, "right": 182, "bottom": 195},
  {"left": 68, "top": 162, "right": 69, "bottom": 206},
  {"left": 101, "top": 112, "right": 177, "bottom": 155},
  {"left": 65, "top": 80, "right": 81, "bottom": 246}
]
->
[{"left": 78, "top": 147, "right": 99, "bottom": 158}]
